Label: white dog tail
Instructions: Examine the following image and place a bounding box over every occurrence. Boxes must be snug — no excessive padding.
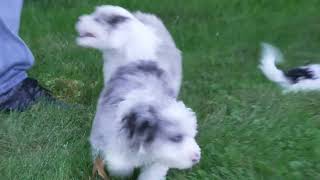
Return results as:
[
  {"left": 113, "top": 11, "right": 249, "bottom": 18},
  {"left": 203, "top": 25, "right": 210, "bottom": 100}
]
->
[{"left": 259, "top": 43, "right": 291, "bottom": 87}]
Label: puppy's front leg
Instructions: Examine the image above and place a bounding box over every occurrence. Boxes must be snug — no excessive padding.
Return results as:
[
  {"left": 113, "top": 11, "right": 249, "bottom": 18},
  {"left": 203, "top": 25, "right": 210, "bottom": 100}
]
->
[
  {"left": 92, "top": 157, "right": 109, "bottom": 180},
  {"left": 138, "top": 163, "right": 169, "bottom": 180}
]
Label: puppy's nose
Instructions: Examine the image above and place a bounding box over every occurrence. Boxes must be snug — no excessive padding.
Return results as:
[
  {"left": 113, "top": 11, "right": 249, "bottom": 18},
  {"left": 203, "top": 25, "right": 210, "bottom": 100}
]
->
[{"left": 191, "top": 153, "right": 200, "bottom": 164}]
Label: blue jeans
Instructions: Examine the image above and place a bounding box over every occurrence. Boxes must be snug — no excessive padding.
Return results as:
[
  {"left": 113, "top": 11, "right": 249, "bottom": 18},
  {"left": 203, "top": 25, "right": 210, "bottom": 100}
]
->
[{"left": 0, "top": 0, "right": 34, "bottom": 94}]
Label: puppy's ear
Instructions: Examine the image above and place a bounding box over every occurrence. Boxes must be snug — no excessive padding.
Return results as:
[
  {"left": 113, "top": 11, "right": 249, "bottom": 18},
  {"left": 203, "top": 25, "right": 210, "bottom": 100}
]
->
[{"left": 121, "top": 105, "right": 159, "bottom": 148}]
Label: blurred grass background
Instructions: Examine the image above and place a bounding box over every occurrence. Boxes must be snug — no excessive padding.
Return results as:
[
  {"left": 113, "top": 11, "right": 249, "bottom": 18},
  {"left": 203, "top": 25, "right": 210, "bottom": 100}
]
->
[{"left": 1, "top": 0, "right": 320, "bottom": 179}]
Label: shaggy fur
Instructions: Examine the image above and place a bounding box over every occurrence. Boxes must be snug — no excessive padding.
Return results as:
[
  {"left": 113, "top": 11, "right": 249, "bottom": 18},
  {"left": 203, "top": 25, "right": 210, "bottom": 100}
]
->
[
  {"left": 259, "top": 43, "right": 320, "bottom": 92},
  {"left": 76, "top": 5, "right": 200, "bottom": 180}
]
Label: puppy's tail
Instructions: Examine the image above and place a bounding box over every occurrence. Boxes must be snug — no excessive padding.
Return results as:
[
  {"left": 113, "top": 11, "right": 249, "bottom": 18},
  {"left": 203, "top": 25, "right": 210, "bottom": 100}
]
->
[{"left": 259, "top": 43, "right": 291, "bottom": 87}]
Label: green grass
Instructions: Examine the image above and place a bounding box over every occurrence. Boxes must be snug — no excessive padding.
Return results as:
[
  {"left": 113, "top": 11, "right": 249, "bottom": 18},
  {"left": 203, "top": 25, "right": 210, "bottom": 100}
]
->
[{"left": 1, "top": 0, "right": 320, "bottom": 179}]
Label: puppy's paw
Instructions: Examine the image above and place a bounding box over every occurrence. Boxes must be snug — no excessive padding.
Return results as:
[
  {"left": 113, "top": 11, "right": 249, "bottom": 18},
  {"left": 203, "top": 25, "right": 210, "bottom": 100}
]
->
[{"left": 92, "top": 157, "right": 109, "bottom": 180}]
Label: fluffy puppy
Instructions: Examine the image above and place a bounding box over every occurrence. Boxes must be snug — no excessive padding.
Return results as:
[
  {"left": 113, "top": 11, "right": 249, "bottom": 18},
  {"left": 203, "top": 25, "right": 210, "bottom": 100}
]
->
[
  {"left": 259, "top": 43, "right": 320, "bottom": 92},
  {"left": 76, "top": 5, "right": 200, "bottom": 180}
]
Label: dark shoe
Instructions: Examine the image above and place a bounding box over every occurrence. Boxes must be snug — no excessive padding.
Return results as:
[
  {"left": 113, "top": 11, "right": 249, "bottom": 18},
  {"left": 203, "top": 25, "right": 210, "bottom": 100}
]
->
[{"left": 0, "top": 78, "right": 55, "bottom": 111}]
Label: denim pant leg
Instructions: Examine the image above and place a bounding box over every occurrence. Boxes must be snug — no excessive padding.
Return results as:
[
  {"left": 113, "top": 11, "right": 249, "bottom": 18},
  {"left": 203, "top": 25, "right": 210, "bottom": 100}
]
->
[{"left": 0, "top": 0, "right": 34, "bottom": 94}]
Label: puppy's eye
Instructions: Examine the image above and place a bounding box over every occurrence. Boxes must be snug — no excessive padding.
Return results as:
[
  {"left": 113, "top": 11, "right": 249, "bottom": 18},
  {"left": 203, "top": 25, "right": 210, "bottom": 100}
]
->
[
  {"left": 169, "top": 135, "right": 183, "bottom": 143},
  {"left": 107, "top": 15, "right": 128, "bottom": 25},
  {"left": 94, "top": 15, "right": 127, "bottom": 26}
]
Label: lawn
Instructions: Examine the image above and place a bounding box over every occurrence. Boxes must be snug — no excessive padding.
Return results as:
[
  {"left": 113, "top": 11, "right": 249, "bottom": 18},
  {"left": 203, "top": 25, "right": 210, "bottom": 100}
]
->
[{"left": 1, "top": 0, "right": 320, "bottom": 179}]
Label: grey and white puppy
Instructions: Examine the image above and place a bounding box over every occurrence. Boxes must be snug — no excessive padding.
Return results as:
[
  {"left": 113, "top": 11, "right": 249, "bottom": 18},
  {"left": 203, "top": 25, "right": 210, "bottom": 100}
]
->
[{"left": 76, "top": 5, "right": 200, "bottom": 180}]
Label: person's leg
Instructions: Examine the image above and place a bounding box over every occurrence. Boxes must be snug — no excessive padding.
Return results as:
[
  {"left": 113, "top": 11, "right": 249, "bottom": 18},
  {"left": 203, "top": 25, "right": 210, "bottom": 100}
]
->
[
  {"left": 0, "top": 0, "right": 34, "bottom": 94},
  {"left": 0, "top": 0, "right": 54, "bottom": 111},
  {"left": 0, "top": 0, "right": 23, "bottom": 34}
]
